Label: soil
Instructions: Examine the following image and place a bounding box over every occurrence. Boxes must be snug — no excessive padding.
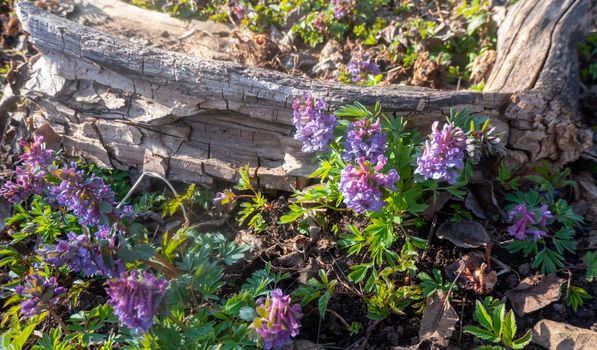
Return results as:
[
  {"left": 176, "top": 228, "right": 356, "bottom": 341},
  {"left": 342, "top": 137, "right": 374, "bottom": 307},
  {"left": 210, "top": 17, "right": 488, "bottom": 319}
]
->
[{"left": 207, "top": 190, "right": 597, "bottom": 349}]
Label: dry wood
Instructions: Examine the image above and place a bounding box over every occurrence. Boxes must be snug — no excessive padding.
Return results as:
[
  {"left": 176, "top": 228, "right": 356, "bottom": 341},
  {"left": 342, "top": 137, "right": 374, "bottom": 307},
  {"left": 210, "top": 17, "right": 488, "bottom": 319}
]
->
[
  {"left": 486, "top": 0, "right": 596, "bottom": 165},
  {"left": 9, "top": 0, "right": 595, "bottom": 189}
]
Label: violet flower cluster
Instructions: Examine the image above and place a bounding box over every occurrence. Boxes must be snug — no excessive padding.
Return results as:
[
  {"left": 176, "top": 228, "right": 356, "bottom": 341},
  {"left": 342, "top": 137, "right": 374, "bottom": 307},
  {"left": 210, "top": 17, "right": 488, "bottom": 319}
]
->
[
  {"left": 345, "top": 50, "right": 381, "bottom": 83},
  {"left": 40, "top": 232, "right": 122, "bottom": 277},
  {"left": 50, "top": 164, "right": 117, "bottom": 227},
  {"left": 15, "top": 274, "right": 66, "bottom": 316},
  {"left": 343, "top": 118, "right": 387, "bottom": 162},
  {"left": 292, "top": 92, "right": 337, "bottom": 153},
  {"left": 339, "top": 155, "right": 399, "bottom": 213},
  {"left": 230, "top": 2, "right": 245, "bottom": 20},
  {"left": 0, "top": 135, "right": 54, "bottom": 203},
  {"left": 415, "top": 121, "right": 467, "bottom": 184},
  {"left": 507, "top": 203, "right": 553, "bottom": 240},
  {"left": 106, "top": 270, "right": 168, "bottom": 333},
  {"left": 331, "top": 0, "right": 350, "bottom": 19},
  {"left": 312, "top": 13, "right": 326, "bottom": 32},
  {"left": 252, "top": 289, "right": 302, "bottom": 350}
]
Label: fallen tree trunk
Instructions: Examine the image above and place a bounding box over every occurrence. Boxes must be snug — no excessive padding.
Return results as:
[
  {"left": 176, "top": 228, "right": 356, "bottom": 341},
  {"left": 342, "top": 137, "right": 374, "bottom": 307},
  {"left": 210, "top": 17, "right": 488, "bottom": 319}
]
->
[{"left": 10, "top": 0, "right": 594, "bottom": 190}]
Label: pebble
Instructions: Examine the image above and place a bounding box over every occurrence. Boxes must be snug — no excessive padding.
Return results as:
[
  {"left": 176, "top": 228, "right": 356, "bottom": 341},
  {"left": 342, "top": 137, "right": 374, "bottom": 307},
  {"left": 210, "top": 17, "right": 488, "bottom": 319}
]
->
[{"left": 518, "top": 263, "right": 531, "bottom": 276}]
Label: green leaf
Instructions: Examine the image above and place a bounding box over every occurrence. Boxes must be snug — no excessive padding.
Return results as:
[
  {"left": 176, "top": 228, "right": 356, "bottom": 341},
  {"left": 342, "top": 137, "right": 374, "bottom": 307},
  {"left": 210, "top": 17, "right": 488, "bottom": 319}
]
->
[
  {"left": 117, "top": 244, "right": 155, "bottom": 262},
  {"left": 584, "top": 251, "right": 597, "bottom": 282},
  {"left": 278, "top": 208, "right": 305, "bottom": 224},
  {"left": 334, "top": 102, "right": 372, "bottom": 118},
  {"left": 348, "top": 264, "right": 371, "bottom": 283},
  {"left": 510, "top": 329, "right": 532, "bottom": 349},
  {"left": 318, "top": 292, "right": 331, "bottom": 320},
  {"left": 532, "top": 248, "right": 564, "bottom": 274},
  {"left": 467, "top": 13, "right": 486, "bottom": 35},
  {"left": 239, "top": 306, "right": 256, "bottom": 322},
  {"left": 501, "top": 310, "right": 516, "bottom": 343},
  {"left": 473, "top": 301, "right": 493, "bottom": 331},
  {"left": 492, "top": 303, "right": 505, "bottom": 338},
  {"left": 464, "top": 326, "right": 501, "bottom": 343}
]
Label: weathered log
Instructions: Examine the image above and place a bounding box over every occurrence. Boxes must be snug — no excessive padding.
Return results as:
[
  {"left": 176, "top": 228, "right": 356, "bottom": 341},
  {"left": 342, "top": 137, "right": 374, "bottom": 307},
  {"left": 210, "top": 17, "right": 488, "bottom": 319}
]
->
[
  {"left": 486, "top": 0, "right": 596, "bottom": 165},
  {"left": 10, "top": 1, "right": 594, "bottom": 190},
  {"left": 14, "top": 1, "right": 511, "bottom": 190}
]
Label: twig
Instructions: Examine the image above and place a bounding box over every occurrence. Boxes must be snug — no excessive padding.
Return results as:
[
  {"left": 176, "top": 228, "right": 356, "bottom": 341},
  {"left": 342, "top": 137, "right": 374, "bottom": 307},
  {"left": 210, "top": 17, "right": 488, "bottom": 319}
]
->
[
  {"left": 564, "top": 269, "right": 572, "bottom": 300},
  {"left": 330, "top": 253, "right": 364, "bottom": 298},
  {"left": 146, "top": 253, "right": 182, "bottom": 279},
  {"left": 427, "top": 215, "right": 438, "bottom": 242},
  {"left": 458, "top": 294, "right": 466, "bottom": 345},
  {"left": 491, "top": 256, "right": 518, "bottom": 280},
  {"left": 316, "top": 317, "right": 322, "bottom": 346},
  {"left": 346, "top": 319, "right": 382, "bottom": 349},
  {"left": 188, "top": 215, "right": 230, "bottom": 231},
  {"left": 48, "top": 305, "right": 69, "bottom": 332},
  {"left": 117, "top": 171, "right": 189, "bottom": 224},
  {"left": 327, "top": 309, "right": 351, "bottom": 330}
]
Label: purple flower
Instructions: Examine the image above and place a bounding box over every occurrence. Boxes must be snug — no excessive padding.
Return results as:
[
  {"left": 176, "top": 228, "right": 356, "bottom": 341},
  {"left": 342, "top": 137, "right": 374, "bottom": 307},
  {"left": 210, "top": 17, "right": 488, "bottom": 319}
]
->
[
  {"left": 507, "top": 204, "right": 553, "bottom": 240},
  {"left": 49, "top": 164, "right": 117, "bottom": 227},
  {"left": 345, "top": 50, "right": 381, "bottom": 83},
  {"left": 415, "top": 121, "right": 467, "bottom": 184},
  {"left": 538, "top": 205, "right": 553, "bottom": 226},
  {"left": 312, "top": 13, "right": 326, "bottom": 32},
  {"left": 15, "top": 274, "right": 66, "bottom": 316},
  {"left": 106, "top": 270, "right": 168, "bottom": 333},
  {"left": 292, "top": 92, "right": 337, "bottom": 153},
  {"left": 332, "top": 0, "right": 350, "bottom": 19},
  {"left": 18, "top": 135, "right": 54, "bottom": 168},
  {"left": 339, "top": 155, "right": 399, "bottom": 213},
  {"left": 0, "top": 167, "right": 47, "bottom": 203},
  {"left": 343, "top": 118, "right": 387, "bottom": 162},
  {"left": 0, "top": 136, "right": 54, "bottom": 203},
  {"left": 252, "top": 289, "right": 302, "bottom": 350},
  {"left": 230, "top": 2, "right": 246, "bottom": 20},
  {"left": 39, "top": 232, "right": 122, "bottom": 277}
]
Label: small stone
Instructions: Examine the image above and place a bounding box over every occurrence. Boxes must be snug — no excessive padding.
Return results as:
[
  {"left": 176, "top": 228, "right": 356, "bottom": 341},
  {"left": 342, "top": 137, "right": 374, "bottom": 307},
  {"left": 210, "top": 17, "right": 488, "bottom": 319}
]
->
[
  {"left": 552, "top": 303, "right": 566, "bottom": 313},
  {"left": 532, "top": 320, "right": 597, "bottom": 350},
  {"left": 518, "top": 263, "right": 531, "bottom": 276}
]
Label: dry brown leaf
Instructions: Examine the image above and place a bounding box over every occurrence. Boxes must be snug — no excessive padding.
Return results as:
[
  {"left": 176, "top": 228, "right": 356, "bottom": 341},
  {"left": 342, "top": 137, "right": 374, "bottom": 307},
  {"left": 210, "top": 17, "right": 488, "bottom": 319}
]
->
[
  {"left": 418, "top": 290, "right": 459, "bottom": 346},
  {"left": 274, "top": 251, "right": 304, "bottom": 268},
  {"left": 469, "top": 49, "right": 496, "bottom": 84},
  {"left": 465, "top": 180, "right": 506, "bottom": 222},
  {"left": 410, "top": 51, "right": 444, "bottom": 88},
  {"left": 532, "top": 319, "right": 597, "bottom": 350},
  {"left": 35, "top": 0, "right": 75, "bottom": 17},
  {"left": 445, "top": 252, "right": 496, "bottom": 294},
  {"left": 505, "top": 274, "right": 565, "bottom": 316},
  {"left": 435, "top": 221, "right": 491, "bottom": 248},
  {"left": 422, "top": 192, "right": 452, "bottom": 221},
  {"left": 298, "top": 257, "right": 320, "bottom": 284}
]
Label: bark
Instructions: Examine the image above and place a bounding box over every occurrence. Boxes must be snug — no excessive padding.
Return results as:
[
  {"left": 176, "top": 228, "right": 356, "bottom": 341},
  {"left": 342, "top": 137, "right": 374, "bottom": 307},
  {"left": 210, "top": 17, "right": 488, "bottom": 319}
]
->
[
  {"left": 486, "top": 0, "right": 596, "bottom": 165},
  {"left": 10, "top": 0, "right": 594, "bottom": 189}
]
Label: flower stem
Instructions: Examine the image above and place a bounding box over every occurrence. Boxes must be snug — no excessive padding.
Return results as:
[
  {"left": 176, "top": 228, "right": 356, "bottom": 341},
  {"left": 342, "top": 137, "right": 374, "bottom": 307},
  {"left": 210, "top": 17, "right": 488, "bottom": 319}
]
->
[
  {"left": 117, "top": 171, "right": 189, "bottom": 224},
  {"left": 167, "top": 314, "right": 187, "bottom": 331}
]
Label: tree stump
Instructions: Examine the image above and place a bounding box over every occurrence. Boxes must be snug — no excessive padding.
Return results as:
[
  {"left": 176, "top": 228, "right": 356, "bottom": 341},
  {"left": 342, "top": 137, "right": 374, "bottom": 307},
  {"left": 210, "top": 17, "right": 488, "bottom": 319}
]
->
[{"left": 9, "top": 0, "right": 595, "bottom": 190}]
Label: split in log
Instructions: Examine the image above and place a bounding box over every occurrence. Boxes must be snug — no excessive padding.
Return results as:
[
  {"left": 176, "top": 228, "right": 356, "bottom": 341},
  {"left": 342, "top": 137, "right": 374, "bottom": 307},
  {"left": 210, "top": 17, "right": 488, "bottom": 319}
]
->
[
  {"left": 9, "top": 1, "right": 595, "bottom": 190},
  {"left": 486, "top": 0, "right": 596, "bottom": 165}
]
